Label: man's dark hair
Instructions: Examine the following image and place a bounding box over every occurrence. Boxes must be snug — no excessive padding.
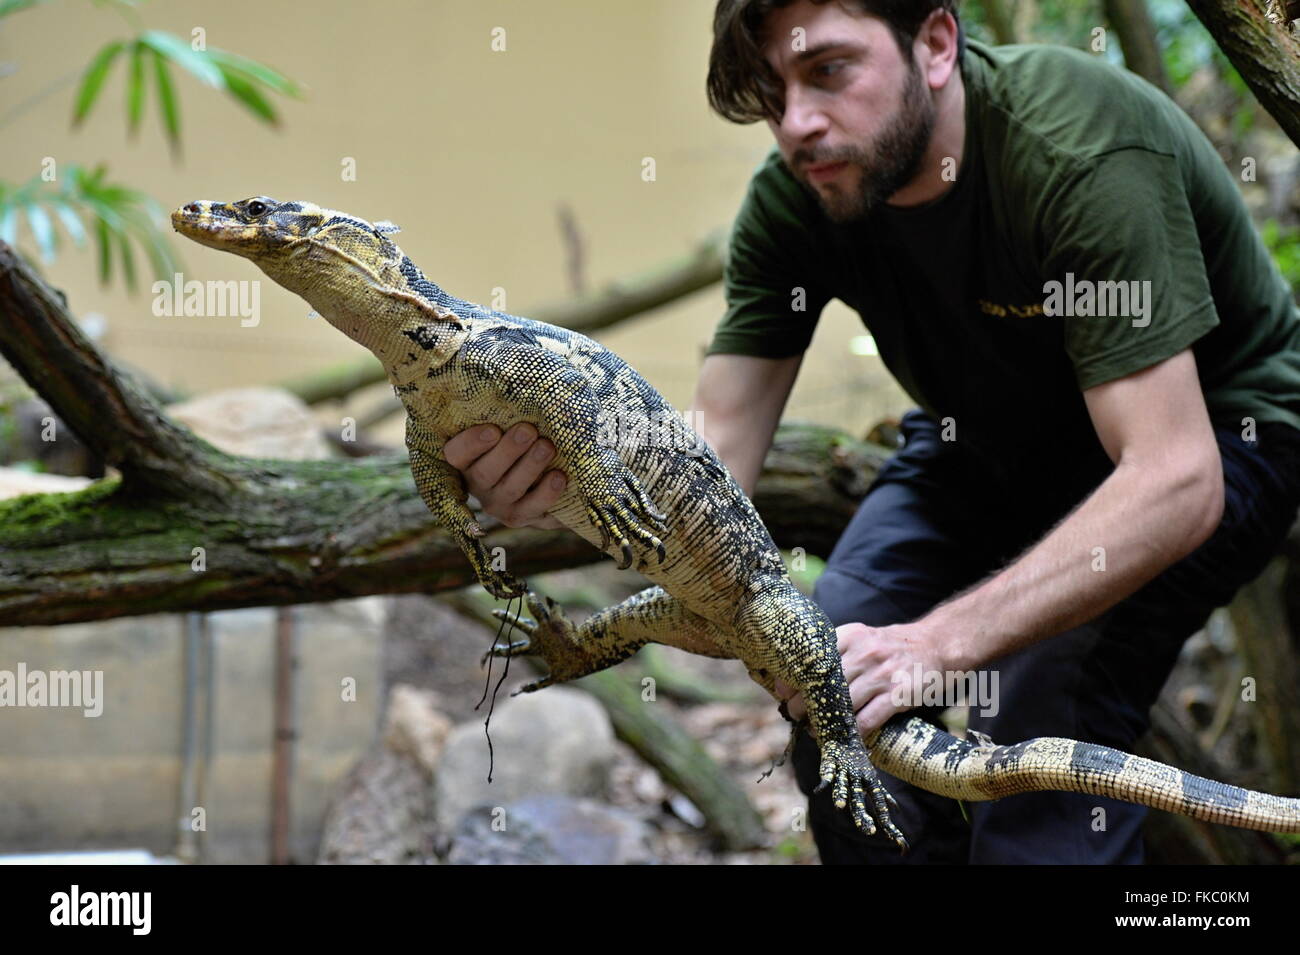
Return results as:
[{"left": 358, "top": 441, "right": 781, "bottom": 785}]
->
[{"left": 707, "top": 0, "right": 963, "bottom": 124}]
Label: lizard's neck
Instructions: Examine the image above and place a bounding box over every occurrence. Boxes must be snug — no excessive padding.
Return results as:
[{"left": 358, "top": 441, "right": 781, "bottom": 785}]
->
[{"left": 261, "top": 246, "right": 473, "bottom": 371}]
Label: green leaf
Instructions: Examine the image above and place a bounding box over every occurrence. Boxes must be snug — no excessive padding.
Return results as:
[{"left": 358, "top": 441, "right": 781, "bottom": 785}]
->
[
  {"left": 94, "top": 217, "right": 111, "bottom": 284},
  {"left": 126, "top": 41, "right": 147, "bottom": 134},
  {"left": 0, "top": 165, "right": 179, "bottom": 289},
  {"left": 73, "top": 41, "right": 125, "bottom": 124},
  {"left": 0, "top": 205, "right": 16, "bottom": 247},
  {"left": 23, "top": 202, "right": 55, "bottom": 261},
  {"left": 217, "top": 64, "right": 277, "bottom": 124},
  {"left": 206, "top": 47, "right": 302, "bottom": 97},
  {"left": 151, "top": 49, "right": 180, "bottom": 152},
  {"left": 139, "top": 30, "right": 223, "bottom": 88},
  {"left": 52, "top": 201, "right": 87, "bottom": 248},
  {"left": 0, "top": 0, "right": 45, "bottom": 19},
  {"left": 115, "top": 226, "right": 136, "bottom": 291}
]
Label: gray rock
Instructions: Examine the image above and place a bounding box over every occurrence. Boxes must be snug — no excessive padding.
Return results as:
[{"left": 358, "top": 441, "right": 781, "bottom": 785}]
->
[
  {"left": 316, "top": 683, "right": 452, "bottom": 864},
  {"left": 433, "top": 687, "right": 614, "bottom": 831},
  {"left": 446, "top": 795, "right": 653, "bottom": 865},
  {"left": 165, "top": 386, "right": 331, "bottom": 460},
  {"left": 317, "top": 748, "right": 435, "bottom": 864}
]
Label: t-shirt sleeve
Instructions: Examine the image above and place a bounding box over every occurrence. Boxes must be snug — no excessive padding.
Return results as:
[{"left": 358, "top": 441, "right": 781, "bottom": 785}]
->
[
  {"left": 1038, "top": 147, "right": 1219, "bottom": 391},
  {"left": 705, "top": 168, "right": 831, "bottom": 360}
]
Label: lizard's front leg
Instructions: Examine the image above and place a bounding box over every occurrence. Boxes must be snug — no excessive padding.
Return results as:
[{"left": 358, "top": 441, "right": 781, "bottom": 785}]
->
[
  {"left": 477, "top": 339, "right": 669, "bottom": 569},
  {"left": 407, "top": 420, "right": 526, "bottom": 599}
]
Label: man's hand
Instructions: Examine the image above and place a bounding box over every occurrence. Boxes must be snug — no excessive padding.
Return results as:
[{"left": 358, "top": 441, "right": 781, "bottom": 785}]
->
[
  {"left": 443, "top": 423, "right": 568, "bottom": 530},
  {"left": 776, "top": 621, "right": 944, "bottom": 737}
]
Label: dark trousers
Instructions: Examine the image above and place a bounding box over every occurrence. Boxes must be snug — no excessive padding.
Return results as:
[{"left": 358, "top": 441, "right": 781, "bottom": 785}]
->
[{"left": 793, "top": 409, "right": 1300, "bottom": 865}]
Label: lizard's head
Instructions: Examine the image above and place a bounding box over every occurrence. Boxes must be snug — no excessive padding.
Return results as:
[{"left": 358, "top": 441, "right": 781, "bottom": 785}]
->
[{"left": 171, "top": 197, "right": 402, "bottom": 264}]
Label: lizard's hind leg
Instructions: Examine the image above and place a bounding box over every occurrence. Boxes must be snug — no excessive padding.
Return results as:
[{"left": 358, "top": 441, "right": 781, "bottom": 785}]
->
[{"left": 487, "top": 585, "right": 729, "bottom": 693}]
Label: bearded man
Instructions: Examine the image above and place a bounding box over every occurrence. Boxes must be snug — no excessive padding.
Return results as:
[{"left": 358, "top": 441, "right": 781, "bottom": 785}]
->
[{"left": 443, "top": 0, "right": 1300, "bottom": 864}]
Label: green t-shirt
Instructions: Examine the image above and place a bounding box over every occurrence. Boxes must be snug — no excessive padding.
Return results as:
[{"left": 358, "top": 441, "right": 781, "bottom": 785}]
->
[{"left": 708, "top": 39, "right": 1300, "bottom": 476}]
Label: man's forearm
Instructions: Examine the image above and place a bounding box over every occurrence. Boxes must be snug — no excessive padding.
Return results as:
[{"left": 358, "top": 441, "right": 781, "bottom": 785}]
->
[{"left": 922, "top": 459, "right": 1223, "bottom": 671}]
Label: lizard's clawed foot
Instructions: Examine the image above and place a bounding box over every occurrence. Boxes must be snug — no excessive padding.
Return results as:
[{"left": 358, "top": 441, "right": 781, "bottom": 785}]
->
[
  {"left": 462, "top": 529, "right": 526, "bottom": 599},
  {"left": 487, "top": 591, "right": 594, "bottom": 691},
  {"left": 815, "top": 737, "right": 909, "bottom": 852},
  {"left": 580, "top": 470, "right": 669, "bottom": 570}
]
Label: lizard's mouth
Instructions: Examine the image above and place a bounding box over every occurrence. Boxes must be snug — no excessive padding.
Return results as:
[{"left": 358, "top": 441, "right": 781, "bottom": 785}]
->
[
  {"left": 171, "top": 203, "right": 227, "bottom": 244},
  {"left": 171, "top": 202, "right": 267, "bottom": 254}
]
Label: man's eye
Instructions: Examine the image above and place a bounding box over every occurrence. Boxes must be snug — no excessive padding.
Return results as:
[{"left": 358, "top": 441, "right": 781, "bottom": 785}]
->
[{"left": 814, "top": 61, "right": 845, "bottom": 79}]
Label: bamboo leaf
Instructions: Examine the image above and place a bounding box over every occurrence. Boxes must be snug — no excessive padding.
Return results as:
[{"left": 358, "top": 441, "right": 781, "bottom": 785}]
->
[
  {"left": 94, "top": 217, "right": 111, "bottom": 284},
  {"left": 72, "top": 41, "right": 125, "bottom": 124},
  {"left": 0, "top": 0, "right": 45, "bottom": 20},
  {"left": 0, "top": 165, "right": 178, "bottom": 287},
  {"left": 23, "top": 202, "right": 55, "bottom": 261},
  {"left": 0, "top": 205, "right": 16, "bottom": 247},
  {"left": 206, "top": 47, "right": 303, "bottom": 97},
  {"left": 126, "top": 40, "right": 146, "bottom": 134},
  {"left": 115, "top": 227, "right": 136, "bottom": 291},
  {"left": 217, "top": 64, "right": 277, "bottom": 124},
  {"left": 139, "top": 30, "right": 222, "bottom": 88},
  {"left": 52, "top": 201, "right": 87, "bottom": 248},
  {"left": 152, "top": 49, "right": 181, "bottom": 153}
]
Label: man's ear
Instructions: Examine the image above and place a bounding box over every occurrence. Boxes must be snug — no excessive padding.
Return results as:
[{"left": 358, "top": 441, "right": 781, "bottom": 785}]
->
[{"left": 915, "top": 8, "right": 960, "bottom": 90}]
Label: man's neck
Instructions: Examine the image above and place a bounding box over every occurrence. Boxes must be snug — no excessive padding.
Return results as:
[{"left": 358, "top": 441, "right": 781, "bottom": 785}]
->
[{"left": 886, "top": 65, "right": 967, "bottom": 208}]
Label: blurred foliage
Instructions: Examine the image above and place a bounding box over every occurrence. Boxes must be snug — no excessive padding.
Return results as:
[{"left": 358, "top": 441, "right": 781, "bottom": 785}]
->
[
  {"left": 964, "top": 0, "right": 1256, "bottom": 134},
  {"left": 1261, "top": 220, "right": 1300, "bottom": 292},
  {"left": 784, "top": 550, "right": 826, "bottom": 596},
  {"left": 0, "top": 163, "right": 174, "bottom": 291},
  {"left": 0, "top": 0, "right": 302, "bottom": 291}
]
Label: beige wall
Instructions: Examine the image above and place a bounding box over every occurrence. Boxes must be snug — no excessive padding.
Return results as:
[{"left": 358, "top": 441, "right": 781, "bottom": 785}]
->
[{"left": 0, "top": 0, "right": 910, "bottom": 435}]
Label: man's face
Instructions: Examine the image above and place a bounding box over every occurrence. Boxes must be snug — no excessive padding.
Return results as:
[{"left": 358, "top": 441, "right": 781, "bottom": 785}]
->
[{"left": 762, "top": 1, "right": 936, "bottom": 222}]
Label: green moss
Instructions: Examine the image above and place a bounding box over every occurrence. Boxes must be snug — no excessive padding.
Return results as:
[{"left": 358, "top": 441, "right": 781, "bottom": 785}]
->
[{"left": 0, "top": 475, "right": 124, "bottom": 531}]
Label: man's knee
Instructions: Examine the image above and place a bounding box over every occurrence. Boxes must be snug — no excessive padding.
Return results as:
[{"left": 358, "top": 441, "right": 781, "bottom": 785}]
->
[
  {"left": 811, "top": 567, "right": 918, "bottom": 629},
  {"left": 968, "top": 793, "right": 1145, "bottom": 864}
]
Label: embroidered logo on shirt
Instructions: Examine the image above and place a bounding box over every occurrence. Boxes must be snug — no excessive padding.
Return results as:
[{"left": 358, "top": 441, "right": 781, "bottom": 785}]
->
[{"left": 977, "top": 298, "right": 1045, "bottom": 318}]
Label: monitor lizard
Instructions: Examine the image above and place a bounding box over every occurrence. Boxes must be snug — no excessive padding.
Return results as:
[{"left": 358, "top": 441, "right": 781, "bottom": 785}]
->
[{"left": 172, "top": 196, "right": 1300, "bottom": 848}]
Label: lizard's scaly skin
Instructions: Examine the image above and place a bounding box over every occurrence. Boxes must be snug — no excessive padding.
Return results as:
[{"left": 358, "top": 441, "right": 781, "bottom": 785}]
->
[{"left": 172, "top": 197, "right": 1300, "bottom": 846}]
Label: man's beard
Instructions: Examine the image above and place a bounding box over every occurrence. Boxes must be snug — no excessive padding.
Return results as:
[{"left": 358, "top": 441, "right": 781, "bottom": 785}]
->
[{"left": 795, "top": 60, "right": 936, "bottom": 223}]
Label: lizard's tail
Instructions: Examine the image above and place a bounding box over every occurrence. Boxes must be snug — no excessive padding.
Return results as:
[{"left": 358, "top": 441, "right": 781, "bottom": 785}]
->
[{"left": 868, "top": 715, "right": 1300, "bottom": 833}]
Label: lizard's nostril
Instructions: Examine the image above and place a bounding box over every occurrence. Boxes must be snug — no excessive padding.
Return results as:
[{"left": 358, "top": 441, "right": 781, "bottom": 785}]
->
[{"left": 183, "top": 203, "right": 201, "bottom": 214}]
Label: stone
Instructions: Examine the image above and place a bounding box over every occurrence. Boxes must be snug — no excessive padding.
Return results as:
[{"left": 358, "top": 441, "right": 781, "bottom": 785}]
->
[
  {"left": 446, "top": 794, "right": 653, "bottom": 865},
  {"left": 433, "top": 686, "right": 615, "bottom": 831}
]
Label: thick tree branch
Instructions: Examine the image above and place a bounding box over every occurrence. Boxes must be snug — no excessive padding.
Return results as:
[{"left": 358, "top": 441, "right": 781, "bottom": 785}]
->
[
  {"left": 1186, "top": 0, "right": 1300, "bottom": 148},
  {"left": 0, "top": 242, "right": 239, "bottom": 503},
  {"left": 0, "top": 421, "right": 885, "bottom": 626}
]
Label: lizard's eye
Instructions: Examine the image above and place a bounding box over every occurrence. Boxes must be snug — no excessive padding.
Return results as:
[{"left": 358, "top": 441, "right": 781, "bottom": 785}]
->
[{"left": 246, "top": 200, "right": 269, "bottom": 218}]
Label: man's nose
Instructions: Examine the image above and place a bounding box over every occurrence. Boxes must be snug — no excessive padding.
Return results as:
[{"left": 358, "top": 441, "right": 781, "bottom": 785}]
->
[{"left": 776, "top": 88, "right": 829, "bottom": 142}]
